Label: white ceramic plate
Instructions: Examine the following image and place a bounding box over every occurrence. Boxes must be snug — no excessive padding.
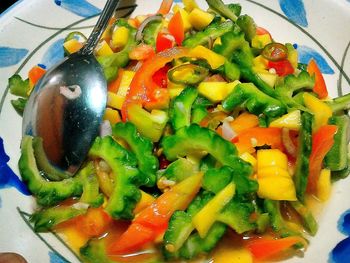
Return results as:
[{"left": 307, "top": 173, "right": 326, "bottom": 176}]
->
[{"left": 1, "top": 0, "right": 350, "bottom": 262}]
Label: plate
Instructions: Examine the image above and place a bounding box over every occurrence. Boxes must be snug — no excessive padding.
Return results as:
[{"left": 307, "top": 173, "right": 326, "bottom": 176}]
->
[{"left": 0, "top": 0, "right": 350, "bottom": 262}]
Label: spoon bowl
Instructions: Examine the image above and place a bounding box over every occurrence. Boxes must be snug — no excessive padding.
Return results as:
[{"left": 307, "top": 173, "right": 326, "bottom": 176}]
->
[{"left": 22, "top": 0, "right": 120, "bottom": 176}]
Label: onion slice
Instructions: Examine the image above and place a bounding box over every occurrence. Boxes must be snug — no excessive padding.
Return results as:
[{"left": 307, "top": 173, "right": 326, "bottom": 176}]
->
[
  {"left": 100, "top": 120, "right": 112, "bottom": 137},
  {"left": 282, "top": 127, "right": 297, "bottom": 157},
  {"left": 135, "top": 15, "right": 163, "bottom": 42},
  {"left": 221, "top": 119, "right": 237, "bottom": 141}
]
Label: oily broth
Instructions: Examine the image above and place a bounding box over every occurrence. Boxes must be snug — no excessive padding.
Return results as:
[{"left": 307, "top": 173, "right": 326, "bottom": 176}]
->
[{"left": 54, "top": 196, "right": 323, "bottom": 263}]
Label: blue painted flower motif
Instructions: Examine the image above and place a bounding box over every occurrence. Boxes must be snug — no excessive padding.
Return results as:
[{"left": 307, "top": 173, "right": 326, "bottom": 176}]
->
[
  {"left": 330, "top": 209, "right": 350, "bottom": 263},
  {"left": 0, "top": 137, "right": 30, "bottom": 195},
  {"left": 54, "top": 0, "right": 101, "bottom": 17},
  {"left": 49, "top": 251, "right": 69, "bottom": 263},
  {"left": 0, "top": 46, "right": 28, "bottom": 68},
  {"left": 279, "top": 0, "right": 308, "bottom": 27},
  {"left": 41, "top": 38, "right": 65, "bottom": 69},
  {"left": 295, "top": 44, "right": 335, "bottom": 74}
]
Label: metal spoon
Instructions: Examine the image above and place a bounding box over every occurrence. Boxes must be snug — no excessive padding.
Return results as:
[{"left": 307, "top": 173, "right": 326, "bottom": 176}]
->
[{"left": 22, "top": 0, "right": 120, "bottom": 176}]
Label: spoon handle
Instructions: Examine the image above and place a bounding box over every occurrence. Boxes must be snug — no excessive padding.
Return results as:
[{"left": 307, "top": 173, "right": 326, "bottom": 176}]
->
[{"left": 80, "top": 0, "right": 120, "bottom": 55}]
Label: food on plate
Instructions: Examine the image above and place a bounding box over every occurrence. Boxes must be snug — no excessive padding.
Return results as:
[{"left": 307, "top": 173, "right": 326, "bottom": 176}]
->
[{"left": 8, "top": 0, "right": 350, "bottom": 262}]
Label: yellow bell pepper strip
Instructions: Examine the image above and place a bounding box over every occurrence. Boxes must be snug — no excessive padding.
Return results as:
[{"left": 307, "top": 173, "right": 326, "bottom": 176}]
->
[
  {"left": 245, "top": 236, "right": 307, "bottom": 261},
  {"left": 192, "top": 183, "right": 235, "bottom": 238},
  {"left": 188, "top": 45, "right": 226, "bottom": 69},
  {"left": 307, "top": 59, "right": 328, "bottom": 99},
  {"left": 107, "top": 172, "right": 203, "bottom": 254},
  {"left": 303, "top": 92, "right": 333, "bottom": 132},
  {"left": 307, "top": 125, "right": 337, "bottom": 194}
]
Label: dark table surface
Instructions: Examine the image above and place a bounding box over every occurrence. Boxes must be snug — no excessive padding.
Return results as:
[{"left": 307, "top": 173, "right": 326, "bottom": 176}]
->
[{"left": 1, "top": 0, "right": 18, "bottom": 14}]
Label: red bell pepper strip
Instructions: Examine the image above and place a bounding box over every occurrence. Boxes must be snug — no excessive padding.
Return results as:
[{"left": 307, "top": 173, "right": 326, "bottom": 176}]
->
[
  {"left": 307, "top": 125, "right": 337, "bottom": 193},
  {"left": 152, "top": 64, "right": 172, "bottom": 89},
  {"left": 232, "top": 127, "right": 284, "bottom": 154},
  {"left": 156, "top": 32, "right": 175, "bottom": 52},
  {"left": 107, "top": 172, "right": 203, "bottom": 254},
  {"left": 144, "top": 88, "right": 170, "bottom": 110},
  {"left": 28, "top": 65, "right": 46, "bottom": 86},
  {"left": 157, "top": 0, "right": 173, "bottom": 15},
  {"left": 246, "top": 236, "right": 306, "bottom": 260},
  {"left": 268, "top": 59, "right": 294, "bottom": 76},
  {"left": 168, "top": 11, "right": 185, "bottom": 46},
  {"left": 307, "top": 59, "right": 328, "bottom": 99},
  {"left": 121, "top": 47, "right": 190, "bottom": 121}
]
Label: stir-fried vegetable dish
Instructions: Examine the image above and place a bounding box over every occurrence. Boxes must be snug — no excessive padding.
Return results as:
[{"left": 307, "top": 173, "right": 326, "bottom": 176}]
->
[{"left": 8, "top": 0, "right": 350, "bottom": 262}]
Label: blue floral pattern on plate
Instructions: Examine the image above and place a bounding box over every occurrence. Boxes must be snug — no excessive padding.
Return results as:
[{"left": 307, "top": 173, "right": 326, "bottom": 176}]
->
[
  {"left": 54, "top": 0, "right": 101, "bottom": 17},
  {"left": 41, "top": 38, "right": 65, "bottom": 68},
  {"left": 278, "top": 0, "right": 308, "bottom": 27},
  {"left": 0, "top": 46, "right": 28, "bottom": 68},
  {"left": 0, "top": 1, "right": 349, "bottom": 262},
  {"left": 330, "top": 210, "right": 350, "bottom": 263},
  {"left": 0, "top": 137, "right": 29, "bottom": 195},
  {"left": 295, "top": 44, "right": 335, "bottom": 74}
]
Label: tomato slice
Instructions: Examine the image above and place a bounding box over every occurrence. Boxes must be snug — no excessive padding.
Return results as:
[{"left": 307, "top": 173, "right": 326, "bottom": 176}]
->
[
  {"left": 121, "top": 47, "right": 190, "bottom": 121},
  {"left": 268, "top": 59, "right": 294, "bottom": 76},
  {"left": 156, "top": 32, "right": 175, "bottom": 52}
]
